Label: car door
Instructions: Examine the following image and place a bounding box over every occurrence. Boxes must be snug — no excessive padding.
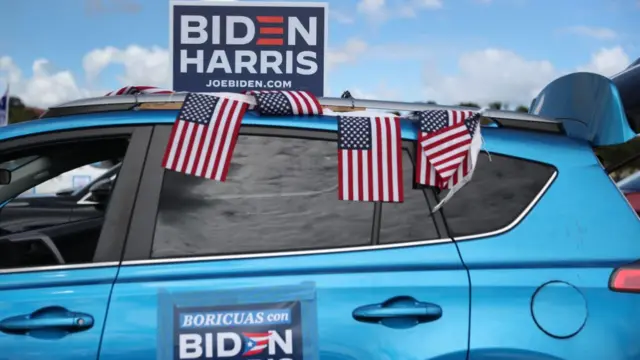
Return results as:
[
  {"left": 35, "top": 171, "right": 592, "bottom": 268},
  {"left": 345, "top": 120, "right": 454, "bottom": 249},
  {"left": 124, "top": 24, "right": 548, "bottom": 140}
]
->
[
  {"left": 99, "top": 125, "right": 470, "bottom": 360},
  {"left": 0, "top": 126, "right": 151, "bottom": 360}
]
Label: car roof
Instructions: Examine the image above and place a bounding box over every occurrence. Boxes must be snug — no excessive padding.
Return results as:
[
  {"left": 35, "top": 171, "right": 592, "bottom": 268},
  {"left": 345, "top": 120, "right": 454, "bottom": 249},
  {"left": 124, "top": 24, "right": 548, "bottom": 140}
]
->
[
  {"left": 0, "top": 102, "right": 602, "bottom": 173},
  {"left": 0, "top": 109, "right": 422, "bottom": 142}
]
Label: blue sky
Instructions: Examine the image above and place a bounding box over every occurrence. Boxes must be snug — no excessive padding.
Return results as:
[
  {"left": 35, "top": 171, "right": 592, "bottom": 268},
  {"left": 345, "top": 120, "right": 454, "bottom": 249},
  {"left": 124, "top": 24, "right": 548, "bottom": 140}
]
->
[{"left": 0, "top": 0, "right": 638, "bottom": 108}]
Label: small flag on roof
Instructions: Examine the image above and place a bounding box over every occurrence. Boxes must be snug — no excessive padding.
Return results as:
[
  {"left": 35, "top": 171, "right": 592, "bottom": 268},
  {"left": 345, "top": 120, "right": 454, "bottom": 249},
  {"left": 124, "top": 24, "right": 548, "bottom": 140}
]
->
[
  {"left": 162, "top": 93, "right": 248, "bottom": 181},
  {"left": 415, "top": 110, "right": 479, "bottom": 188},
  {"left": 105, "top": 86, "right": 174, "bottom": 96},
  {"left": 338, "top": 115, "right": 403, "bottom": 203},
  {"left": 431, "top": 112, "right": 482, "bottom": 212},
  {"left": 249, "top": 90, "right": 323, "bottom": 116}
]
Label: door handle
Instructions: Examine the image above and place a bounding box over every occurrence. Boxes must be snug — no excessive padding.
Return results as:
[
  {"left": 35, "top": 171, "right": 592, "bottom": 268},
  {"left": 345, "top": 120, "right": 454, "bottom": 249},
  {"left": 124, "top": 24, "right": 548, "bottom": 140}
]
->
[
  {"left": 0, "top": 306, "right": 94, "bottom": 336},
  {"left": 353, "top": 296, "right": 442, "bottom": 329}
]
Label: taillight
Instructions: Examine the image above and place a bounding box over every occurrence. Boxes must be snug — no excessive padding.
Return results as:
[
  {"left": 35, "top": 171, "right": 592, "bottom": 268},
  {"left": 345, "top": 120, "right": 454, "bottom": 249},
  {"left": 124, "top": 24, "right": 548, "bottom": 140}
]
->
[{"left": 610, "top": 265, "right": 640, "bottom": 293}]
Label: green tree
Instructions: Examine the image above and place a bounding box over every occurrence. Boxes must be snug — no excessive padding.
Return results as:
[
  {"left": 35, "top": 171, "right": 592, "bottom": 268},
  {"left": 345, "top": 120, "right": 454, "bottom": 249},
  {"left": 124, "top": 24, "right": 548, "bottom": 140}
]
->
[
  {"left": 8, "top": 97, "right": 42, "bottom": 124},
  {"left": 458, "top": 102, "right": 480, "bottom": 108},
  {"left": 515, "top": 105, "right": 529, "bottom": 113},
  {"left": 488, "top": 101, "right": 503, "bottom": 110}
]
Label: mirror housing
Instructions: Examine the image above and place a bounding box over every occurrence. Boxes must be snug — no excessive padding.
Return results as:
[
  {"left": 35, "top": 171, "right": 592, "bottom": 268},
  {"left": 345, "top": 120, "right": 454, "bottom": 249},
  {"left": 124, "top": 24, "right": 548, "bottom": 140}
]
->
[
  {"left": 0, "top": 169, "right": 11, "bottom": 185},
  {"left": 89, "top": 178, "right": 112, "bottom": 203}
]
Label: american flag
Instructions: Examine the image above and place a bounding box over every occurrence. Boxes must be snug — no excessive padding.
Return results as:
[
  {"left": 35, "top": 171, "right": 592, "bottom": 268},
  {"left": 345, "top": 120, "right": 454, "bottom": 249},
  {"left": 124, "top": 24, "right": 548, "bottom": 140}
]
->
[
  {"left": 251, "top": 90, "right": 323, "bottom": 116},
  {"left": 338, "top": 116, "right": 403, "bottom": 202},
  {"left": 105, "top": 85, "right": 174, "bottom": 96},
  {"left": 161, "top": 93, "right": 248, "bottom": 181},
  {"left": 415, "top": 110, "right": 480, "bottom": 188},
  {"left": 242, "top": 332, "right": 271, "bottom": 356}
]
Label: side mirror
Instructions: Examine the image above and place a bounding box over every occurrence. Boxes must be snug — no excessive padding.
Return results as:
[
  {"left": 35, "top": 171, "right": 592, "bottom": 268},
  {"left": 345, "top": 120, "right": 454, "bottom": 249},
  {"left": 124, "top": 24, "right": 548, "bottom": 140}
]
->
[
  {"left": 89, "top": 178, "right": 112, "bottom": 203},
  {"left": 0, "top": 169, "right": 11, "bottom": 185}
]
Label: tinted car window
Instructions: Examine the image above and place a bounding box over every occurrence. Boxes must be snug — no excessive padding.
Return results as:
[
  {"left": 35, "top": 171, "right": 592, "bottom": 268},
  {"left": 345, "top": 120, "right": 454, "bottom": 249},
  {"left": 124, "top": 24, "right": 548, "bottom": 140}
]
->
[
  {"left": 0, "top": 138, "right": 131, "bottom": 271},
  {"left": 152, "top": 136, "right": 375, "bottom": 258},
  {"left": 439, "top": 153, "right": 555, "bottom": 237},
  {"left": 380, "top": 151, "right": 440, "bottom": 243}
]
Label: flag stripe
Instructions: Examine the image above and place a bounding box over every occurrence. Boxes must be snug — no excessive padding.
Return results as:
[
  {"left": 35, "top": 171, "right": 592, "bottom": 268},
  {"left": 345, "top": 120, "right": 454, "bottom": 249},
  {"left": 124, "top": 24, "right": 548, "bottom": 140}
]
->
[
  {"left": 252, "top": 90, "right": 323, "bottom": 116},
  {"left": 338, "top": 116, "right": 402, "bottom": 202},
  {"left": 295, "top": 90, "right": 313, "bottom": 114},
  {"left": 162, "top": 93, "right": 248, "bottom": 181},
  {"left": 176, "top": 123, "right": 194, "bottom": 172},
  {"left": 205, "top": 98, "right": 232, "bottom": 179},
  {"left": 216, "top": 101, "right": 246, "bottom": 181},
  {"left": 161, "top": 117, "right": 182, "bottom": 168},
  {"left": 105, "top": 85, "right": 174, "bottom": 96},
  {"left": 189, "top": 124, "right": 207, "bottom": 175}
]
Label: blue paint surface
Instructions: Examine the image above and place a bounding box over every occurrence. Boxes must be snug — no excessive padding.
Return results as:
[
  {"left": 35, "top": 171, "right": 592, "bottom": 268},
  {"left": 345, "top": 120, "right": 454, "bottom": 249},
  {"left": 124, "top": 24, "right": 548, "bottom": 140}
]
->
[
  {"left": 0, "top": 267, "right": 118, "bottom": 360},
  {"left": 531, "top": 71, "right": 636, "bottom": 146},
  {"left": 531, "top": 281, "right": 587, "bottom": 338},
  {"left": 99, "top": 243, "right": 470, "bottom": 360}
]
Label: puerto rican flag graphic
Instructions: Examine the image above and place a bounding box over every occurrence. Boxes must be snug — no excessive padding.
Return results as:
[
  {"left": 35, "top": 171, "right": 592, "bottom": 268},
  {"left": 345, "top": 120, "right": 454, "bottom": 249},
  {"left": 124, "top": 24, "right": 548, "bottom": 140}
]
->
[{"left": 242, "top": 332, "right": 271, "bottom": 356}]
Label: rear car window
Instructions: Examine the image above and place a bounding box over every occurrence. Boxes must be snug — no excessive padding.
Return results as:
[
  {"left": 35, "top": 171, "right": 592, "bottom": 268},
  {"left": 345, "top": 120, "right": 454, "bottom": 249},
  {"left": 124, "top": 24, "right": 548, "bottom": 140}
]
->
[
  {"left": 151, "top": 135, "right": 441, "bottom": 259},
  {"left": 438, "top": 153, "right": 556, "bottom": 237}
]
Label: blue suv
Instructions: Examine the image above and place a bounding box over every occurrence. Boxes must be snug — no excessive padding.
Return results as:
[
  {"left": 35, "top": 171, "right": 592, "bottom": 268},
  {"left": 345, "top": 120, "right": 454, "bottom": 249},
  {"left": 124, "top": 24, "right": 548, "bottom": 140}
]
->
[{"left": 0, "top": 68, "right": 638, "bottom": 360}]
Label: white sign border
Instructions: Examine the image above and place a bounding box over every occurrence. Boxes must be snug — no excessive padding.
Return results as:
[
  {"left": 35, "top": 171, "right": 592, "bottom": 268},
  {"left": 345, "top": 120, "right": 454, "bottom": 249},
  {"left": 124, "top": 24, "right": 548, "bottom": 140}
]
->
[{"left": 169, "top": 0, "right": 329, "bottom": 96}]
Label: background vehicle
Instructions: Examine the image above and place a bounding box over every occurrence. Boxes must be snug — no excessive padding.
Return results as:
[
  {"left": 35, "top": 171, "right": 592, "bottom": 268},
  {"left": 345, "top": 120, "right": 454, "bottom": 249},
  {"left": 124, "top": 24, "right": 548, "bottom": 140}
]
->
[
  {"left": 617, "top": 170, "right": 640, "bottom": 214},
  {"left": 0, "top": 69, "right": 638, "bottom": 360}
]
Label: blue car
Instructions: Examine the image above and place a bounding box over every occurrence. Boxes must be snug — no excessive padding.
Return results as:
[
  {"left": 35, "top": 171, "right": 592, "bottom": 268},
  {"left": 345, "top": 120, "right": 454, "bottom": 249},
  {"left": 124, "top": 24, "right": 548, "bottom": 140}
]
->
[{"left": 0, "top": 69, "right": 638, "bottom": 360}]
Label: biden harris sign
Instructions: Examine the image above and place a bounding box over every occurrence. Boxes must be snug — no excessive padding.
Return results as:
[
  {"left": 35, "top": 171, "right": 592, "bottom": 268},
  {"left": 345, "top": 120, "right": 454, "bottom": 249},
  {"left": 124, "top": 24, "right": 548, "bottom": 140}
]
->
[{"left": 170, "top": 1, "right": 328, "bottom": 96}]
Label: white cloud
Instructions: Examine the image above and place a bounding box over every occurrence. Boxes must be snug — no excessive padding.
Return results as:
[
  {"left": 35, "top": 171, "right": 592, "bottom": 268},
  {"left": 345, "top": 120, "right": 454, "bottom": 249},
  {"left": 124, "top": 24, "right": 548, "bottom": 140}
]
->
[
  {"left": 357, "top": 0, "right": 441, "bottom": 22},
  {"left": 1, "top": 41, "right": 632, "bottom": 111},
  {"left": 350, "top": 82, "right": 402, "bottom": 101},
  {"left": 422, "top": 46, "right": 631, "bottom": 106},
  {"left": 0, "top": 44, "right": 170, "bottom": 109},
  {"left": 83, "top": 45, "right": 170, "bottom": 87},
  {"left": 357, "top": 0, "right": 385, "bottom": 14},
  {"left": 413, "top": 0, "right": 443, "bottom": 9},
  {"left": 562, "top": 26, "right": 617, "bottom": 40},
  {"left": 329, "top": 10, "right": 355, "bottom": 24},
  {"left": 0, "top": 56, "right": 100, "bottom": 108},
  {"left": 577, "top": 46, "right": 630, "bottom": 76},
  {"left": 327, "top": 38, "right": 368, "bottom": 71}
]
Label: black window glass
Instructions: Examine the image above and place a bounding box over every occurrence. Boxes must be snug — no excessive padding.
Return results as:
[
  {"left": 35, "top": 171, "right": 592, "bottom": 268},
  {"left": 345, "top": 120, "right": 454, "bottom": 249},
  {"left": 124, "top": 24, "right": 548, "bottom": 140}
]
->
[
  {"left": 439, "top": 153, "right": 556, "bottom": 237},
  {"left": 152, "top": 136, "right": 375, "bottom": 258},
  {"left": 0, "top": 138, "right": 129, "bottom": 270},
  {"left": 380, "top": 151, "right": 440, "bottom": 243}
]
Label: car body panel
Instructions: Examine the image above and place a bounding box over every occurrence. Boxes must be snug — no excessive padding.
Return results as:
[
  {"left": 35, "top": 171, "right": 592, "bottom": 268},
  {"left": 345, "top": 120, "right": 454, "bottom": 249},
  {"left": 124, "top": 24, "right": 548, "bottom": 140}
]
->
[
  {"left": 99, "top": 243, "right": 470, "bottom": 360},
  {"left": 0, "top": 126, "right": 151, "bottom": 360},
  {"left": 98, "top": 123, "right": 471, "bottom": 360},
  {"left": 454, "top": 128, "right": 640, "bottom": 359},
  {"left": 0, "top": 266, "right": 118, "bottom": 360},
  {"left": 530, "top": 72, "right": 635, "bottom": 146}
]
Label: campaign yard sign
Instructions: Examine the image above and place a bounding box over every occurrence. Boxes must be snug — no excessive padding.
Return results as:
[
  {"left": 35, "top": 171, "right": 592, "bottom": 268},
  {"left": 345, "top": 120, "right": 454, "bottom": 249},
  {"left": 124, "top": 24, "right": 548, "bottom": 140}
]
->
[
  {"left": 170, "top": 1, "right": 327, "bottom": 96},
  {"left": 175, "top": 302, "right": 303, "bottom": 360},
  {"left": 157, "top": 283, "right": 319, "bottom": 360}
]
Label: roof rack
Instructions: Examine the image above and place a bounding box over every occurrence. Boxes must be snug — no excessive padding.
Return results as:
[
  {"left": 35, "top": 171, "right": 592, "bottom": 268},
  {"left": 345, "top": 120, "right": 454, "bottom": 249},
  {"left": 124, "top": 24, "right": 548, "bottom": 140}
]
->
[{"left": 42, "top": 93, "right": 565, "bottom": 134}]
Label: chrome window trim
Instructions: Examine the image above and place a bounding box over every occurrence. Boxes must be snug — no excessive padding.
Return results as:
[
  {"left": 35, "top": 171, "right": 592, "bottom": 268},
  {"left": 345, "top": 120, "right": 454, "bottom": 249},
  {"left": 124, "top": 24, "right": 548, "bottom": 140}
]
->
[
  {"left": 0, "top": 261, "right": 119, "bottom": 275},
  {"left": 120, "top": 168, "right": 557, "bottom": 267},
  {"left": 121, "top": 238, "right": 453, "bottom": 266}
]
